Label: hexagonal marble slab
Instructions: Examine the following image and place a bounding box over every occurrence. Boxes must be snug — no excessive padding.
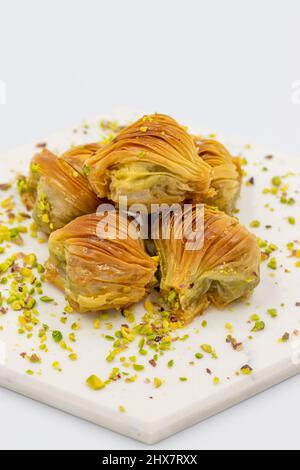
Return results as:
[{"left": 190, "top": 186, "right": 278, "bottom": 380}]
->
[{"left": 0, "top": 114, "right": 299, "bottom": 444}]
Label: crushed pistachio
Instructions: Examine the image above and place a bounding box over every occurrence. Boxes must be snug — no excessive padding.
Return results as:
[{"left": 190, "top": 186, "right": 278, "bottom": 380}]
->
[
  {"left": 153, "top": 377, "right": 162, "bottom": 388},
  {"left": 271, "top": 176, "right": 282, "bottom": 187},
  {"left": 52, "top": 330, "right": 63, "bottom": 343},
  {"left": 201, "top": 344, "right": 218, "bottom": 359},
  {"left": 83, "top": 165, "right": 90, "bottom": 177},
  {"left": 195, "top": 353, "right": 204, "bottom": 359},
  {"left": 267, "top": 258, "right": 277, "bottom": 270},
  {"left": 71, "top": 321, "right": 80, "bottom": 330},
  {"left": 40, "top": 296, "right": 54, "bottom": 302},
  {"left": 86, "top": 374, "right": 105, "bottom": 390},
  {"left": 251, "top": 321, "right": 265, "bottom": 332},
  {"left": 250, "top": 220, "right": 261, "bottom": 228},
  {"left": 250, "top": 314, "right": 260, "bottom": 322},
  {"left": 240, "top": 365, "right": 253, "bottom": 375},
  {"left": 68, "top": 353, "right": 78, "bottom": 361},
  {"left": 133, "top": 364, "right": 144, "bottom": 372},
  {"left": 267, "top": 308, "right": 278, "bottom": 318},
  {"left": 279, "top": 332, "right": 290, "bottom": 343},
  {"left": 68, "top": 332, "right": 76, "bottom": 342},
  {"left": 52, "top": 361, "right": 62, "bottom": 372}
]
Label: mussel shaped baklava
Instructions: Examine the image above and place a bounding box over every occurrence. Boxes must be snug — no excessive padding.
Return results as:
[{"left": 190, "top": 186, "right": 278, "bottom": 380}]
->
[
  {"left": 86, "top": 114, "right": 213, "bottom": 207},
  {"left": 193, "top": 137, "right": 242, "bottom": 214},
  {"left": 154, "top": 205, "right": 260, "bottom": 323},
  {"left": 29, "top": 149, "right": 100, "bottom": 234},
  {"left": 46, "top": 212, "right": 157, "bottom": 312}
]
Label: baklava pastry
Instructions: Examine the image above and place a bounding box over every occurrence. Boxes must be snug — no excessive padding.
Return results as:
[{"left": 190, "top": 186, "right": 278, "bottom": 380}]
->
[
  {"left": 154, "top": 205, "right": 260, "bottom": 323},
  {"left": 194, "top": 137, "right": 242, "bottom": 214},
  {"left": 86, "top": 114, "right": 213, "bottom": 207},
  {"left": 29, "top": 149, "right": 100, "bottom": 234},
  {"left": 46, "top": 212, "right": 157, "bottom": 312}
]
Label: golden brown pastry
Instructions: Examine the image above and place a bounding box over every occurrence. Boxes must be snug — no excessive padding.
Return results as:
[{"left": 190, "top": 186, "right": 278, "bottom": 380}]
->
[
  {"left": 29, "top": 149, "right": 100, "bottom": 234},
  {"left": 154, "top": 205, "right": 260, "bottom": 323},
  {"left": 46, "top": 212, "right": 157, "bottom": 312},
  {"left": 193, "top": 137, "right": 242, "bottom": 214},
  {"left": 86, "top": 114, "right": 213, "bottom": 207}
]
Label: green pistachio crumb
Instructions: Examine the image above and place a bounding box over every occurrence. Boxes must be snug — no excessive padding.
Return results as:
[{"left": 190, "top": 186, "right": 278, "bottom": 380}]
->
[
  {"left": 201, "top": 344, "right": 212, "bottom": 354},
  {"left": 133, "top": 364, "right": 144, "bottom": 372},
  {"left": 52, "top": 330, "right": 63, "bottom": 343},
  {"left": 69, "top": 353, "right": 78, "bottom": 361},
  {"left": 267, "top": 258, "right": 277, "bottom": 270},
  {"left": 83, "top": 165, "right": 91, "bottom": 177},
  {"left": 268, "top": 308, "right": 278, "bottom": 318},
  {"left": 279, "top": 332, "right": 290, "bottom": 343},
  {"left": 250, "top": 220, "right": 261, "bottom": 228},
  {"left": 250, "top": 314, "right": 260, "bottom": 322},
  {"left": 288, "top": 217, "right": 296, "bottom": 225},
  {"left": 251, "top": 321, "right": 265, "bottom": 332},
  {"left": 153, "top": 377, "right": 162, "bottom": 388},
  {"left": 40, "top": 296, "right": 54, "bottom": 302},
  {"left": 195, "top": 353, "right": 204, "bottom": 359},
  {"left": 271, "top": 176, "right": 282, "bottom": 187},
  {"left": 240, "top": 365, "right": 253, "bottom": 375},
  {"left": 86, "top": 374, "right": 105, "bottom": 390}
]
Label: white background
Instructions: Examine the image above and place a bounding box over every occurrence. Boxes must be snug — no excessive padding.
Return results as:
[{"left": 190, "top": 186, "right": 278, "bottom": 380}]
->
[{"left": 0, "top": 0, "right": 300, "bottom": 450}]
